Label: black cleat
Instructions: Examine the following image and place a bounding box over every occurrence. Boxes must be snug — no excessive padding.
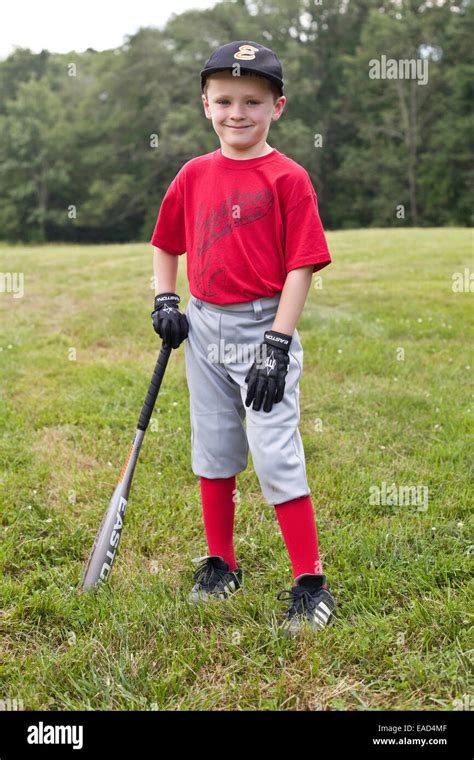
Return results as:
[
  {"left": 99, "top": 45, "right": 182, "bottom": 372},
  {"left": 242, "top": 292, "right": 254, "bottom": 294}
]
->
[
  {"left": 188, "top": 555, "right": 243, "bottom": 604},
  {"left": 277, "top": 573, "right": 336, "bottom": 637}
]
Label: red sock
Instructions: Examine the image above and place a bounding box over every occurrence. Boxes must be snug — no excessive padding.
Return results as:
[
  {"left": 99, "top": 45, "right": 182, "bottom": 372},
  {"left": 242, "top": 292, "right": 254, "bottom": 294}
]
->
[
  {"left": 199, "top": 476, "right": 238, "bottom": 571},
  {"left": 274, "top": 494, "right": 327, "bottom": 584}
]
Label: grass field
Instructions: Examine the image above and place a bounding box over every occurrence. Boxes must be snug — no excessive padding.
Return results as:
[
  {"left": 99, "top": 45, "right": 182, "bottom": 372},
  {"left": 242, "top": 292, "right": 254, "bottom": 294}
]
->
[{"left": 0, "top": 229, "right": 472, "bottom": 711}]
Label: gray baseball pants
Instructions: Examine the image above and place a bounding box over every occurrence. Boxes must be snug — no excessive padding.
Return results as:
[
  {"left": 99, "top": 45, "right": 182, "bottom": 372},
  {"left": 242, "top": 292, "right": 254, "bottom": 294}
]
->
[{"left": 183, "top": 294, "right": 311, "bottom": 506}]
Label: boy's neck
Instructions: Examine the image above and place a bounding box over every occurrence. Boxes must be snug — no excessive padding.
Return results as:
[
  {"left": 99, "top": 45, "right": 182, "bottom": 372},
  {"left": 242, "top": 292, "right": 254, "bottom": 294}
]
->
[{"left": 219, "top": 139, "right": 274, "bottom": 160}]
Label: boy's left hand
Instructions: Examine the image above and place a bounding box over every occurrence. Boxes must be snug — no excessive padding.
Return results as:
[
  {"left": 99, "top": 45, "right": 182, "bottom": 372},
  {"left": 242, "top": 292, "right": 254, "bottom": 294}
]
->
[{"left": 244, "top": 330, "right": 292, "bottom": 413}]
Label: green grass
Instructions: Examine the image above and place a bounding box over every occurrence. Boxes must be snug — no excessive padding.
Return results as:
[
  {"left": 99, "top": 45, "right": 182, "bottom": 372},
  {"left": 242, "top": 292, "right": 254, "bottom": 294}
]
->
[{"left": 0, "top": 229, "right": 472, "bottom": 711}]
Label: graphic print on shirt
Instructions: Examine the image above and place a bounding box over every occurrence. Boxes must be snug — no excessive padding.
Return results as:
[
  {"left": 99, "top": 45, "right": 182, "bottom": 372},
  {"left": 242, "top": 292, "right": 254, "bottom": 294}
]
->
[{"left": 192, "top": 187, "right": 275, "bottom": 298}]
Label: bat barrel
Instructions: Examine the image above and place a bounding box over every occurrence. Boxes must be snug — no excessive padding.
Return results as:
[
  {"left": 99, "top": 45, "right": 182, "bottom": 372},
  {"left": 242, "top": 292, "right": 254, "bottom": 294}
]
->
[{"left": 78, "top": 341, "right": 172, "bottom": 592}]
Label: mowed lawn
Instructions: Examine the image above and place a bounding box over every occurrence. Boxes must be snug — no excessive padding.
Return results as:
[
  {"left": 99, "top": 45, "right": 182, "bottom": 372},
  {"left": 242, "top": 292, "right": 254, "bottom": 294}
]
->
[{"left": 0, "top": 228, "right": 471, "bottom": 711}]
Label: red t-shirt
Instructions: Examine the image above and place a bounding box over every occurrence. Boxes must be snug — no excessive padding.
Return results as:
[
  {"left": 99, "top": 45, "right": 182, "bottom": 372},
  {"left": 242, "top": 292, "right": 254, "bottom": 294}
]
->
[{"left": 149, "top": 147, "right": 331, "bottom": 305}]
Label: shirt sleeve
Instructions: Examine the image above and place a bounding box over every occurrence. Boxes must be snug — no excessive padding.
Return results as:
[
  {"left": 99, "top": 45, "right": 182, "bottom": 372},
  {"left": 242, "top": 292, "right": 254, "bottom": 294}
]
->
[
  {"left": 149, "top": 171, "right": 186, "bottom": 255},
  {"left": 283, "top": 187, "right": 331, "bottom": 274}
]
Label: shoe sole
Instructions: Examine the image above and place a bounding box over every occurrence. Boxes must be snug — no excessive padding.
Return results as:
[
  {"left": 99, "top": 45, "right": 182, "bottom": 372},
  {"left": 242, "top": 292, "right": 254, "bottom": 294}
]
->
[{"left": 187, "top": 578, "right": 242, "bottom": 605}]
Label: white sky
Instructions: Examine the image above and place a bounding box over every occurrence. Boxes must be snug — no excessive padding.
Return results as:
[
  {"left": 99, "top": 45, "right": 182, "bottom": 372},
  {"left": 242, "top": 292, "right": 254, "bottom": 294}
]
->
[{"left": 0, "top": 0, "right": 218, "bottom": 61}]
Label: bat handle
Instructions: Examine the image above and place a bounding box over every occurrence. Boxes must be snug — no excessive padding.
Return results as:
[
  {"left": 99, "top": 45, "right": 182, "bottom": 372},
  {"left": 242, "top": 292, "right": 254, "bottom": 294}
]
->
[{"left": 137, "top": 341, "right": 172, "bottom": 431}]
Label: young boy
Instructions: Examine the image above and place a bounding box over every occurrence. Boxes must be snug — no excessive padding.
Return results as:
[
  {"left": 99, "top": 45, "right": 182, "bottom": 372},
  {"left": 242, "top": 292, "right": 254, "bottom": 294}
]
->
[{"left": 149, "top": 41, "right": 336, "bottom": 637}]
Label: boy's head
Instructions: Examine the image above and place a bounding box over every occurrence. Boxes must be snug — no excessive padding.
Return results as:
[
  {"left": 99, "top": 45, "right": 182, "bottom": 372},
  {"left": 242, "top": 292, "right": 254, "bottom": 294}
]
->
[{"left": 200, "top": 41, "right": 286, "bottom": 153}]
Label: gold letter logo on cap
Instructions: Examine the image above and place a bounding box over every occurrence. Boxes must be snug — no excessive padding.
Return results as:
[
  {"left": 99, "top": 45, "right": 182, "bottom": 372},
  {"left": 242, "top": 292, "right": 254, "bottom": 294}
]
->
[{"left": 234, "top": 44, "right": 259, "bottom": 60}]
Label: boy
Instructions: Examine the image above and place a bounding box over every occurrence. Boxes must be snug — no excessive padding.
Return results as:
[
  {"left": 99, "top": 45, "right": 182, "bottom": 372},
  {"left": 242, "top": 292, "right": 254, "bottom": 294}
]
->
[{"left": 149, "top": 41, "right": 336, "bottom": 637}]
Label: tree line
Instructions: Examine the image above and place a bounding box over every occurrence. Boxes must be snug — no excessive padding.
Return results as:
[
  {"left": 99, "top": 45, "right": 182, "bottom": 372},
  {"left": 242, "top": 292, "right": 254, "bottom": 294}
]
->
[{"left": 0, "top": 0, "right": 471, "bottom": 243}]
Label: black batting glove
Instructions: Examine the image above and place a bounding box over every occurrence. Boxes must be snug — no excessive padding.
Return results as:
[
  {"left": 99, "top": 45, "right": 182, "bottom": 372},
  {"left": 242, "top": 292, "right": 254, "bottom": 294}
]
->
[
  {"left": 151, "top": 292, "right": 189, "bottom": 349},
  {"left": 244, "top": 330, "right": 292, "bottom": 413}
]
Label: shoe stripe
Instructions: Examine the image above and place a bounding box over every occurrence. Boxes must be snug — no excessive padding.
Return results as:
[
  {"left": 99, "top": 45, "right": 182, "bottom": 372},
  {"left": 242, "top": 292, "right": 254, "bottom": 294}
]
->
[
  {"left": 313, "top": 614, "right": 328, "bottom": 628},
  {"left": 319, "top": 601, "right": 332, "bottom": 616},
  {"left": 314, "top": 608, "right": 329, "bottom": 625}
]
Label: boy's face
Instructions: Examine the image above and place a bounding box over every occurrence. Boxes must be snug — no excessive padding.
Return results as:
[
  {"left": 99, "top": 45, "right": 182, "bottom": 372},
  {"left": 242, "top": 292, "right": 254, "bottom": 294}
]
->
[{"left": 202, "top": 71, "right": 285, "bottom": 153}]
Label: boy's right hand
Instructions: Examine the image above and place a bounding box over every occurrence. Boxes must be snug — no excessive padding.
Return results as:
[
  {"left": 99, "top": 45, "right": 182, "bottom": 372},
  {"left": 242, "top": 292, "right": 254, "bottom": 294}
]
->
[{"left": 151, "top": 292, "right": 189, "bottom": 349}]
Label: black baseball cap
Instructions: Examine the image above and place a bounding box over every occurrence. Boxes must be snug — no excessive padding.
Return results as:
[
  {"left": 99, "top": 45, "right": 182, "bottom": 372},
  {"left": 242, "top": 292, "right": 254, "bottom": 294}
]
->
[{"left": 200, "top": 40, "right": 284, "bottom": 96}]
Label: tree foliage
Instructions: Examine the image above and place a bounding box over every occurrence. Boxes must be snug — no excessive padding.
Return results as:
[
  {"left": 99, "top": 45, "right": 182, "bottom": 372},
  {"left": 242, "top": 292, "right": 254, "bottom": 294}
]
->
[{"left": 0, "top": 0, "right": 471, "bottom": 242}]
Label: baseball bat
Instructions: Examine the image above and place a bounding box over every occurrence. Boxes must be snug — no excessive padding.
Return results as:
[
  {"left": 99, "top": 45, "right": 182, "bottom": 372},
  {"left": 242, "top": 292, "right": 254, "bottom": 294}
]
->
[{"left": 78, "top": 340, "right": 173, "bottom": 592}]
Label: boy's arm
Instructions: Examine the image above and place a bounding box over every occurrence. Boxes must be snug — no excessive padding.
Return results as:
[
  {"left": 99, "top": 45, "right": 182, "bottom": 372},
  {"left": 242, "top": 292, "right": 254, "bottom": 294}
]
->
[
  {"left": 244, "top": 265, "right": 313, "bottom": 412},
  {"left": 153, "top": 246, "right": 179, "bottom": 295},
  {"left": 151, "top": 246, "right": 188, "bottom": 349},
  {"left": 271, "top": 265, "right": 314, "bottom": 335}
]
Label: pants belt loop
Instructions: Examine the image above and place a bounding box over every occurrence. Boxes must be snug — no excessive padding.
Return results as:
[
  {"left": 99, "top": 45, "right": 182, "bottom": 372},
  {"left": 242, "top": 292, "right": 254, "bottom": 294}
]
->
[{"left": 253, "top": 299, "right": 263, "bottom": 321}]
